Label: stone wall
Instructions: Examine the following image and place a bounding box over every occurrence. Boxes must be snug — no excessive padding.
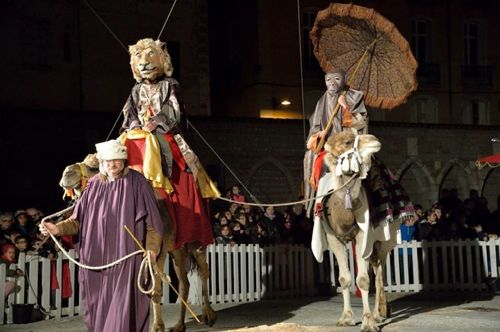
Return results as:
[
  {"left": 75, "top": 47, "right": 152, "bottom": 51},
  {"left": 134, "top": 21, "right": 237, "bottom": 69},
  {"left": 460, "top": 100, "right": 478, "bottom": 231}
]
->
[
  {"left": 184, "top": 117, "right": 500, "bottom": 211},
  {"left": 1, "top": 112, "right": 498, "bottom": 213}
]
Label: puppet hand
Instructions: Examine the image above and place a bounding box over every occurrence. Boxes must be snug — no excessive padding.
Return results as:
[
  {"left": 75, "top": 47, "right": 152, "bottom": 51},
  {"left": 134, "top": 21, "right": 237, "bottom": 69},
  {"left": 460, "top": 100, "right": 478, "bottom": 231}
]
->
[
  {"left": 143, "top": 120, "right": 159, "bottom": 132},
  {"left": 338, "top": 94, "right": 348, "bottom": 109},
  {"left": 306, "top": 132, "right": 325, "bottom": 150},
  {"left": 306, "top": 135, "right": 316, "bottom": 150},
  {"left": 40, "top": 221, "right": 59, "bottom": 236}
]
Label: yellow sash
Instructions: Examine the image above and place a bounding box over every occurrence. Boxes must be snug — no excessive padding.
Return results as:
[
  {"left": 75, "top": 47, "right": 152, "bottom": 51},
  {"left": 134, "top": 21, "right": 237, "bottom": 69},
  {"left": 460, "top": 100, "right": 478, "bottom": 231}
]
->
[{"left": 119, "top": 129, "right": 174, "bottom": 193}]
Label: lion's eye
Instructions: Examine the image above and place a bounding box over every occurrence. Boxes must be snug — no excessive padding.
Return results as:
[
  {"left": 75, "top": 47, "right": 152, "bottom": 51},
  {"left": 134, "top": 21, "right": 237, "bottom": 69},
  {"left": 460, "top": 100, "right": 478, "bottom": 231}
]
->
[
  {"left": 148, "top": 51, "right": 154, "bottom": 56},
  {"left": 134, "top": 53, "right": 140, "bottom": 57}
]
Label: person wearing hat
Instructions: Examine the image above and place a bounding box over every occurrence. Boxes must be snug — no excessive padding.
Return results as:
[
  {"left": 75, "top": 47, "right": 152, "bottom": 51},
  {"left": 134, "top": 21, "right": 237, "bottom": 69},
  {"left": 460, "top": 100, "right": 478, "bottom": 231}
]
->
[
  {"left": 40, "top": 139, "right": 164, "bottom": 332},
  {"left": 14, "top": 209, "right": 32, "bottom": 238}
]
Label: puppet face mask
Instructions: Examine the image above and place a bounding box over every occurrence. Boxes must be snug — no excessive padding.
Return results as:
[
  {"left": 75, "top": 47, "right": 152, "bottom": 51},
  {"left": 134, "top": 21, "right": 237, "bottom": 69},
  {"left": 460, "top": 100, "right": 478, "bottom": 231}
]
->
[{"left": 325, "top": 72, "right": 346, "bottom": 93}]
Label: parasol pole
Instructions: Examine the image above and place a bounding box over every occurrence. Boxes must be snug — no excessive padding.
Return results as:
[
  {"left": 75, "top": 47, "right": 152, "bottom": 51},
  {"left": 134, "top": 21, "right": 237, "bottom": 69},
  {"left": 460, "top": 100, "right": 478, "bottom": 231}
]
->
[{"left": 313, "top": 37, "right": 378, "bottom": 154}]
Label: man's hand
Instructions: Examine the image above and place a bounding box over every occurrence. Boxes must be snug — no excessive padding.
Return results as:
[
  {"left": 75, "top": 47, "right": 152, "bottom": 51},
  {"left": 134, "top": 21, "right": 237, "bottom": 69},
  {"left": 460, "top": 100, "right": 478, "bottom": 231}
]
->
[
  {"left": 144, "top": 250, "right": 157, "bottom": 263},
  {"left": 39, "top": 221, "right": 59, "bottom": 236}
]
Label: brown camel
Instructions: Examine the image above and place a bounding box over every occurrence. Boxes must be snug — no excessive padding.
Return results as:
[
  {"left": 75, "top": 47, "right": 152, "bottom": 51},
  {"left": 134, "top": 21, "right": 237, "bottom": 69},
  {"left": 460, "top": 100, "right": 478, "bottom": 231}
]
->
[
  {"left": 318, "top": 131, "right": 399, "bottom": 332},
  {"left": 58, "top": 155, "right": 216, "bottom": 332}
]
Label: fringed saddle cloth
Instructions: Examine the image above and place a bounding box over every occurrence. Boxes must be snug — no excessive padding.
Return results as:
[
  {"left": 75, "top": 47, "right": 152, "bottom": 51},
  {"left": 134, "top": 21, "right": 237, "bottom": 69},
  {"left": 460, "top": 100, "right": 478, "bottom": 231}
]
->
[{"left": 366, "top": 157, "right": 415, "bottom": 227}]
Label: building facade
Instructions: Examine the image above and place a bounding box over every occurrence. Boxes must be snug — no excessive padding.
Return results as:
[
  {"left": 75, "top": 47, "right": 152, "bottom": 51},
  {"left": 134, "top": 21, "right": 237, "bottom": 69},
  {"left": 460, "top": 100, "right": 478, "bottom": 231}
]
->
[{"left": 0, "top": 0, "right": 499, "bottom": 212}]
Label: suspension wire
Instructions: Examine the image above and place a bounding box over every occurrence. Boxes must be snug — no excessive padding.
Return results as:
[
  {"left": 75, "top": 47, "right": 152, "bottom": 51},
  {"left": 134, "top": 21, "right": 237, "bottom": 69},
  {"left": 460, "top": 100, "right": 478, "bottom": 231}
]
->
[
  {"left": 78, "top": 0, "right": 303, "bottom": 209},
  {"left": 296, "top": 0, "right": 307, "bottom": 146},
  {"left": 185, "top": 119, "right": 262, "bottom": 207},
  {"left": 105, "top": 108, "right": 125, "bottom": 140},
  {"left": 81, "top": 0, "right": 179, "bottom": 140},
  {"left": 81, "top": 0, "right": 128, "bottom": 53},
  {"left": 81, "top": 0, "right": 129, "bottom": 139},
  {"left": 157, "top": 0, "right": 179, "bottom": 41}
]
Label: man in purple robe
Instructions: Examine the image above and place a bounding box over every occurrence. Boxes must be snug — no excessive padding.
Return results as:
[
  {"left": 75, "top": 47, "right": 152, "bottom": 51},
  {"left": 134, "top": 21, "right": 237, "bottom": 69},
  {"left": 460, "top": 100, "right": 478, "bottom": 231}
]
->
[{"left": 41, "top": 139, "right": 164, "bottom": 332}]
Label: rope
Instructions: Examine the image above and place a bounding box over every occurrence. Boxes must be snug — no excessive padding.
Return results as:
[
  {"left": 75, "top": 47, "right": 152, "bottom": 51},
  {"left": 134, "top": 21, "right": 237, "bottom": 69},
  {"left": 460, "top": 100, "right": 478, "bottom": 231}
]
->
[
  {"left": 25, "top": 205, "right": 78, "bottom": 261},
  {"left": 39, "top": 222, "right": 201, "bottom": 322},
  {"left": 157, "top": 0, "right": 179, "bottom": 41},
  {"left": 22, "top": 270, "right": 52, "bottom": 318},
  {"left": 186, "top": 119, "right": 263, "bottom": 207},
  {"left": 80, "top": 0, "right": 178, "bottom": 141},
  {"left": 79, "top": 0, "right": 294, "bottom": 209},
  {"left": 81, "top": 0, "right": 128, "bottom": 53},
  {"left": 40, "top": 224, "right": 145, "bottom": 270},
  {"left": 105, "top": 110, "right": 124, "bottom": 141},
  {"left": 39, "top": 217, "right": 155, "bottom": 292},
  {"left": 216, "top": 172, "right": 358, "bottom": 207},
  {"left": 296, "top": 0, "right": 307, "bottom": 146}
]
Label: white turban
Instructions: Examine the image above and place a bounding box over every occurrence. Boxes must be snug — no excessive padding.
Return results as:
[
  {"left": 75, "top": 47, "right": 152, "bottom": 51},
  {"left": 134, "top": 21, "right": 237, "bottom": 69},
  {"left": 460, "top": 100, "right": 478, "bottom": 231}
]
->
[{"left": 95, "top": 140, "right": 128, "bottom": 161}]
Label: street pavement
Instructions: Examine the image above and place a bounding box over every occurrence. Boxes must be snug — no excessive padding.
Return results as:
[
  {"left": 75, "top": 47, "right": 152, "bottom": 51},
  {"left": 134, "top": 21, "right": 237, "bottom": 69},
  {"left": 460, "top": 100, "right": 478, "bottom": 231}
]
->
[{"left": 1, "top": 292, "right": 499, "bottom": 332}]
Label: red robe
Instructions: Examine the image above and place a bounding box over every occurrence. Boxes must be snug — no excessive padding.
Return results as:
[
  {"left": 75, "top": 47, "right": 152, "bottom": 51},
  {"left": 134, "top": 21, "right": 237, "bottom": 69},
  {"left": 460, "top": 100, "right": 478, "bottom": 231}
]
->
[
  {"left": 125, "top": 134, "right": 214, "bottom": 250},
  {"left": 121, "top": 77, "right": 216, "bottom": 250}
]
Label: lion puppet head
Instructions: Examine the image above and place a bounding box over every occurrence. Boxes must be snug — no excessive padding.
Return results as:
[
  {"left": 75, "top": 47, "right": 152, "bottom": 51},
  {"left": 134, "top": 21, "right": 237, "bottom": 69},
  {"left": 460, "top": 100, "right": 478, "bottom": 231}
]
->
[{"left": 129, "top": 38, "right": 173, "bottom": 82}]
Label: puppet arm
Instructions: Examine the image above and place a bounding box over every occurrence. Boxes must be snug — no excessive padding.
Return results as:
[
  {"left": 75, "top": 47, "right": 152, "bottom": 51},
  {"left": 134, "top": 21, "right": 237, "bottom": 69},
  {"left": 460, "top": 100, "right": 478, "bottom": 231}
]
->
[
  {"left": 152, "top": 82, "right": 182, "bottom": 134},
  {"left": 121, "top": 93, "right": 142, "bottom": 132}
]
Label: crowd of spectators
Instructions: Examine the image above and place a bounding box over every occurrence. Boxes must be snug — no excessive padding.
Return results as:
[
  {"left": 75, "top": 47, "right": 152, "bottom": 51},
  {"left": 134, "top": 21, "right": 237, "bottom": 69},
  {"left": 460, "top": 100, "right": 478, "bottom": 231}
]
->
[
  {"left": 400, "top": 189, "right": 500, "bottom": 244},
  {"left": 210, "top": 185, "right": 313, "bottom": 247},
  {"left": 0, "top": 207, "right": 72, "bottom": 305},
  {"left": 3, "top": 186, "right": 498, "bottom": 302}
]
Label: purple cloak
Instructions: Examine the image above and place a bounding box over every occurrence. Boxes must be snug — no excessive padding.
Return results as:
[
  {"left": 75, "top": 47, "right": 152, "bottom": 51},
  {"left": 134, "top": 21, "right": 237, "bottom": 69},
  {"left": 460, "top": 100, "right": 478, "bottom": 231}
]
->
[{"left": 71, "top": 169, "right": 163, "bottom": 332}]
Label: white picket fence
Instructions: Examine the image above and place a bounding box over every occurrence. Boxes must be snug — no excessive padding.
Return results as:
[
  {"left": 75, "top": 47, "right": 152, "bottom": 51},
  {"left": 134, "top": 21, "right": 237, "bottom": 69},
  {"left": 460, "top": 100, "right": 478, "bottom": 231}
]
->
[{"left": 1, "top": 239, "right": 499, "bottom": 324}]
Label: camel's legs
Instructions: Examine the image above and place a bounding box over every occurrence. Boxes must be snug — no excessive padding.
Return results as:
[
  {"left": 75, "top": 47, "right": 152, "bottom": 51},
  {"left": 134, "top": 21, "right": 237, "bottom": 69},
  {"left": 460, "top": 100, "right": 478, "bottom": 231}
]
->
[
  {"left": 191, "top": 248, "right": 216, "bottom": 326},
  {"left": 327, "top": 234, "right": 356, "bottom": 327},
  {"left": 151, "top": 195, "right": 173, "bottom": 332},
  {"left": 372, "top": 233, "right": 397, "bottom": 320},
  {"left": 354, "top": 232, "right": 379, "bottom": 332},
  {"left": 371, "top": 256, "right": 388, "bottom": 321},
  {"left": 170, "top": 248, "right": 189, "bottom": 332},
  {"left": 151, "top": 244, "right": 168, "bottom": 332}
]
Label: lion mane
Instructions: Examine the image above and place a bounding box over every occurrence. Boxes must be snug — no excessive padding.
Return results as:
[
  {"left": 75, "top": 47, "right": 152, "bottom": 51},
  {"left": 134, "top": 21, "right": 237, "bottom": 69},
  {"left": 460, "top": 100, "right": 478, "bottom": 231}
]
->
[{"left": 129, "top": 38, "right": 173, "bottom": 82}]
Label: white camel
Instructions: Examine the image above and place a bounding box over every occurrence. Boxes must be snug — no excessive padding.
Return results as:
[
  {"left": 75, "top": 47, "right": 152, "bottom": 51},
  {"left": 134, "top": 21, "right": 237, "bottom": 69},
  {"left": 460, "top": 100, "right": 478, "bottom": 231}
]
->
[{"left": 312, "top": 131, "right": 400, "bottom": 332}]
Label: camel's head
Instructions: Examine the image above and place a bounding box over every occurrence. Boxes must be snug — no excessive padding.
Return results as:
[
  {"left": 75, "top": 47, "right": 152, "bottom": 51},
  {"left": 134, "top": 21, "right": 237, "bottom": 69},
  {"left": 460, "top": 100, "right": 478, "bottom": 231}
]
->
[
  {"left": 59, "top": 154, "right": 99, "bottom": 201},
  {"left": 324, "top": 131, "right": 381, "bottom": 179}
]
